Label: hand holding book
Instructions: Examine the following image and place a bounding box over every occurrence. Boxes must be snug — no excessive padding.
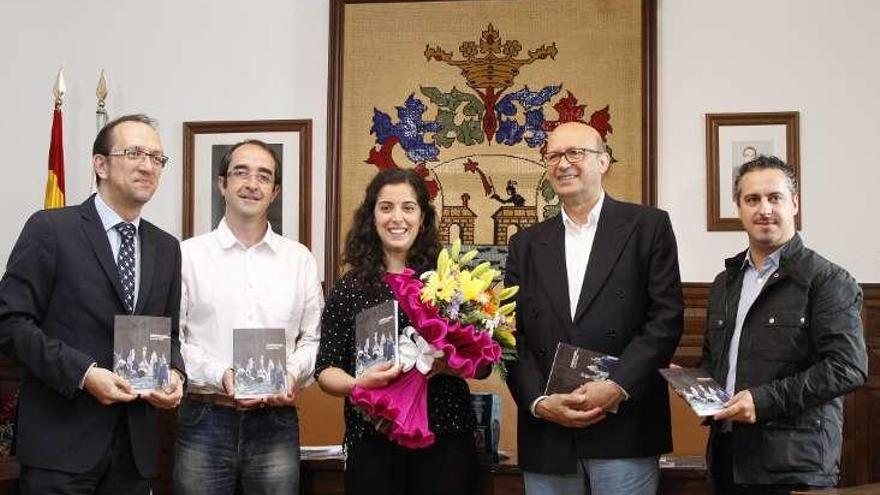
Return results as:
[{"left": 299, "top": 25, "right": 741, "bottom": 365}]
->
[
  {"left": 534, "top": 393, "right": 606, "bottom": 428},
  {"left": 573, "top": 380, "right": 625, "bottom": 413},
  {"left": 712, "top": 389, "right": 756, "bottom": 423},
  {"left": 140, "top": 369, "right": 183, "bottom": 409},
  {"left": 223, "top": 368, "right": 298, "bottom": 409},
  {"left": 354, "top": 361, "right": 402, "bottom": 390},
  {"left": 84, "top": 366, "right": 138, "bottom": 405}
]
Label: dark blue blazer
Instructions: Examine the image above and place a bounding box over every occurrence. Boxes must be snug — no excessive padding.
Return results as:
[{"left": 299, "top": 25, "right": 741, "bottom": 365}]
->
[{"left": 0, "top": 195, "right": 183, "bottom": 477}]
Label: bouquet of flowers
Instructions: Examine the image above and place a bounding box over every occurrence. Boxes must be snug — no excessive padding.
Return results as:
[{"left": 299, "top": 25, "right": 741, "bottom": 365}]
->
[{"left": 350, "top": 239, "right": 518, "bottom": 449}]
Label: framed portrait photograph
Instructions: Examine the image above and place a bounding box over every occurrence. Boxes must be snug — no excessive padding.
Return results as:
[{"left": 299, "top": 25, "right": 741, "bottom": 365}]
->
[
  {"left": 182, "top": 120, "right": 312, "bottom": 246},
  {"left": 705, "top": 111, "right": 800, "bottom": 231},
  {"left": 326, "top": 0, "right": 657, "bottom": 284}
]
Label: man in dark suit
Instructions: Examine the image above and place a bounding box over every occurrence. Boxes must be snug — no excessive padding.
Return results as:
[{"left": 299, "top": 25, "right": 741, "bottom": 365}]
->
[
  {"left": 505, "top": 122, "right": 684, "bottom": 495},
  {"left": 0, "top": 114, "right": 185, "bottom": 494}
]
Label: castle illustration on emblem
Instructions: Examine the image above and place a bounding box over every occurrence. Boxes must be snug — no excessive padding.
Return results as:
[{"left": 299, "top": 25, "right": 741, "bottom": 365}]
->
[{"left": 365, "top": 25, "right": 616, "bottom": 264}]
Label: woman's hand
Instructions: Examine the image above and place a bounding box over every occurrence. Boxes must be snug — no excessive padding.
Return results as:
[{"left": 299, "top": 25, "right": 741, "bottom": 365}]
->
[{"left": 354, "top": 361, "right": 402, "bottom": 390}]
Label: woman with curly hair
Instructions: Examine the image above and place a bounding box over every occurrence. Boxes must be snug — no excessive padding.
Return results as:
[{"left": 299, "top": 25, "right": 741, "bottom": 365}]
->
[{"left": 315, "top": 168, "right": 479, "bottom": 495}]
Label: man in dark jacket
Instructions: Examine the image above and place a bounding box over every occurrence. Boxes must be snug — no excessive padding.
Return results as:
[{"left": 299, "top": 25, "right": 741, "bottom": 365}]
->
[
  {"left": 702, "top": 155, "right": 867, "bottom": 494},
  {"left": 506, "top": 122, "right": 683, "bottom": 495},
  {"left": 0, "top": 114, "right": 185, "bottom": 494}
]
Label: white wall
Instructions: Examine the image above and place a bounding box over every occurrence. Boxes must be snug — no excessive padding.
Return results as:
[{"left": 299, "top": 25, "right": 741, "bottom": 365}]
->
[
  {"left": 658, "top": 0, "right": 880, "bottom": 282},
  {"left": 1, "top": 0, "right": 877, "bottom": 282},
  {"left": 0, "top": 0, "right": 329, "bottom": 274}
]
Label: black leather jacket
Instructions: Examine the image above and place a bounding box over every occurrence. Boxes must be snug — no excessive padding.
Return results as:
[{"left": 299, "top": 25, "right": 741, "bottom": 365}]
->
[{"left": 701, "top": 234, "right": 868, "bottom": 486}]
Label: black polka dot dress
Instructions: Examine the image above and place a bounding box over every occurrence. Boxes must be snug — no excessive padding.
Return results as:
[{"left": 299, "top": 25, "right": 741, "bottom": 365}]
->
[{"left": 315, "top": 272, "right": 476, "bottom": 449}]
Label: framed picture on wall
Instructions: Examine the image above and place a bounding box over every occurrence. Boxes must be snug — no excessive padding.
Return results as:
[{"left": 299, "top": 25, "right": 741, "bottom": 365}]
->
[
  {"left": 705, "top": 111, "right": 800, "bottom": 231},
  {"left": 182, "top": 120, "right": 312, "bottom": 246},
  {"left": 325, "top": 0, "right": 658, "bottom": 285}
]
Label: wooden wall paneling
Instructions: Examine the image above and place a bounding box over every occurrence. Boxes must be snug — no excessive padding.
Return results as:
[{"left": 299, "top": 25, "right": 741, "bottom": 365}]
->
[{"left": 858, "top": 284, "right": 880, "bottom": 485}]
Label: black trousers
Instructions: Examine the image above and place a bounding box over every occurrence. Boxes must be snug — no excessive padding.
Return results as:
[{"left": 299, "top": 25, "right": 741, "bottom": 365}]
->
[
  {"left": 18, "top": 414, "right": 150, "bottom": 495},
  {"left": 345, "top": 432, "right": 478, "bottom": 495},
  {"left": 710, "top": 431, "right": 824, "bottom": 495}
]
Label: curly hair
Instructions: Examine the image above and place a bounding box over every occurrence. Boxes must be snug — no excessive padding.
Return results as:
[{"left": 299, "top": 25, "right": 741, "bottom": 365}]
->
[{"left": 342, "top": 168, "right": 440, "bottom": 287}]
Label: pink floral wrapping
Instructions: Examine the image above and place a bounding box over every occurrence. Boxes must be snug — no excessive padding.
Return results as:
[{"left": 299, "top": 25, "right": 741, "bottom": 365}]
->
[
  {"left": 350, "top": 368, "right": 434, "bottom": 449},
  {"left": 348, "top": 269, "right": 503, "bottom": 449}
]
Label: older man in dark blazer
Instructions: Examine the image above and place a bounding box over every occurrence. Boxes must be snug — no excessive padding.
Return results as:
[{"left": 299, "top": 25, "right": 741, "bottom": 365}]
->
[
  {"left": 0, "top": 114, "right": 184, "bottom": 494},
  {"left": 505, "top": 122, "right": 684, "bottom": 495}
]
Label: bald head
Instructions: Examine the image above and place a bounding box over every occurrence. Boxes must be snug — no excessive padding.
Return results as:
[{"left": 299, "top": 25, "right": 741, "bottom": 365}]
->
[
  {"left": 543, "top": 121, "right": 610, "bottom": 211},
  {"left": 547, "top": 122, "right": 606, "bottom": 154}
]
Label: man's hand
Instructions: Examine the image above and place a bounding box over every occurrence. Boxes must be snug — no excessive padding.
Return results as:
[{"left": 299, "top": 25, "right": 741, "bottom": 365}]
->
[
  {"left": 535, "top": 393, "right": 606, "bottom": 428},
  {"left": 265, "top": 381, "right": 297, "bottom": 408},
  {"left": 223, "top": 368, "right": 235, "bottom": 396},
  {"left": 85, "top": 367, "right": 138, "bottom": 405},
  {"left": 142, "top": 369, "right": 184, "bottom": 409},
  {"left": 354, "top": 361, "right": 401, "bottom": 390},
  {"left": 222, "top": 369, "right": 297, "bottom": 409},
  {"left": 575, "top": 380, "right": 625, "bottom": 413},
  {"left": 713, "top": 390, "right": 757, "bottom": 423}
]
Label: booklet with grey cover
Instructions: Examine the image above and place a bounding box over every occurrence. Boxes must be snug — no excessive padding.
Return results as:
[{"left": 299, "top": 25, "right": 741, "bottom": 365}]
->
[
  {"left": 660, "top": 367, "right": 730, "bottom": 417},
  {"left": 113, "top": 315, "right": 171, "bottom": 391},
  {"left": 233, "top": 327, "right": 287, "bottom": 399},
  {"left": 355, "top": 300, "right": 399, "bottom": 377},
  {"left": 544, "top": 342, "right": 619, "bottom": 395}
]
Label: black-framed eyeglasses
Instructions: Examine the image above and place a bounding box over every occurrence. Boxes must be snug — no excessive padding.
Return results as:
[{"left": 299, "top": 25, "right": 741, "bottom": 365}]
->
[
  {"left": 225, "top": 168, "right": 275, "bottom": 186},
  {"left": 541, "top": 147, "right": 604, "bottom": 167},
  {"left": 107, "top": 148, "right": 169, "bottom": 168}
]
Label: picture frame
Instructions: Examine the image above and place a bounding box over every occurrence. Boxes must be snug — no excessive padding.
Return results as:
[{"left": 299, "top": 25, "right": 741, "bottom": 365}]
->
[
  {"left": 182, "top": 120, "right": 312, "bottom": 246},
  {"left": 326, "top": 0, "right": 657, "bottom": 285},
  {"left": 705, "top": 111, "right": 800, "bottom": 231}
]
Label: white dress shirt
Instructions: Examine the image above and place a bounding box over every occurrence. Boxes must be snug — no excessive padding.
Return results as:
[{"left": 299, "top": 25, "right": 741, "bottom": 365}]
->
[
  {"left": 561, "top": 190, "right": 604, "bottom": 321},
  {"left": 180, "top": 219, "right": 324, "bottom": 394}
]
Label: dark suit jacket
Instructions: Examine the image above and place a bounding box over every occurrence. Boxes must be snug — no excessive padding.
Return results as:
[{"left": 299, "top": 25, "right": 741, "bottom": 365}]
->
[
  {"left": 505, "top": 195, "right": 684, "bottom": 474},
  {"left": 0, "top": 195, "right": 183, "bottom": 477}
]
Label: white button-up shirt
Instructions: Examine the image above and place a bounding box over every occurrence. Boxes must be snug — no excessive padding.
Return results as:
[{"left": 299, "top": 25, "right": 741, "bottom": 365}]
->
[
  {"left": 180, "top": 219, "right": 323, "bottom": 394},
  {"left": 561, "top": 190, "right": 605, "bottom": 321}
]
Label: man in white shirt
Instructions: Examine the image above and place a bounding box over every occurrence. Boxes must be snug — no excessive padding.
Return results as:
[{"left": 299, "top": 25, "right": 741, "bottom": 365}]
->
[
  {"left": 504, "top": 122, "right": 684, "bottom": 495},
  {"left": 173, "top": 139, "right": 323, "bottom": 494}
]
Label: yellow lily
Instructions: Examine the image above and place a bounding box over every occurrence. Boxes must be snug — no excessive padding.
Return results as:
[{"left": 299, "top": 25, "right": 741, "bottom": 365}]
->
[{"left": 459, "top": 269, "right": 491, "bottom": 302}]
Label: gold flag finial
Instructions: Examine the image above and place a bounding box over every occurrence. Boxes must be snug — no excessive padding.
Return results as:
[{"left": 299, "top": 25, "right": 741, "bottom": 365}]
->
[
  {"left": 96, "top": 69, "right": 108, "bottom": 108},
  {"left": 52, "top": 67, "right": 66, "bottom": 107}
]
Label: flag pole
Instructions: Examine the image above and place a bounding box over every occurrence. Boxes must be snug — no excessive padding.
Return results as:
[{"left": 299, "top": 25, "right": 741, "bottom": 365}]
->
[
  {"left": 91, "top": 69, "right": 109, "bottom": 195},
  {"left": 44, "top": 68, "right": 66, "bottom": 210}
]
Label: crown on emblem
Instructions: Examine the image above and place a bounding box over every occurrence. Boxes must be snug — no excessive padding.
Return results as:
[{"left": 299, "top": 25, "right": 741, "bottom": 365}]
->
[{"left": 425, "top": 24, "right": 557, "bottom": 91}]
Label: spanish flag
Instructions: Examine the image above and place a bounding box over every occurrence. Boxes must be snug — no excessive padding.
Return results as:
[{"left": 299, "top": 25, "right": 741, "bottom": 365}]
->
[{"left": 44, "top": 106, "right": 65, "bottom": 209}]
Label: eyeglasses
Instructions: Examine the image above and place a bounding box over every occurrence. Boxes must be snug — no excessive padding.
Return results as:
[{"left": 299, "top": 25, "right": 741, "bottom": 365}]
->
[
  {"left": 541, "top": 147, "right": 604, "bottom": 167},
  {"left": 107, "top": 148, "right": 169, "bottom": 168},
  {"left": 226, "top": 168, "right": 275, "bottom": 185}
]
